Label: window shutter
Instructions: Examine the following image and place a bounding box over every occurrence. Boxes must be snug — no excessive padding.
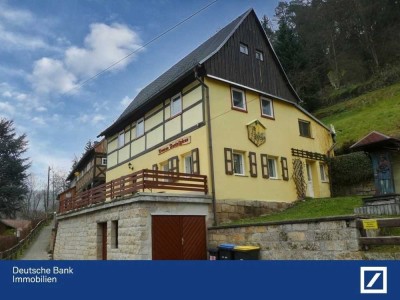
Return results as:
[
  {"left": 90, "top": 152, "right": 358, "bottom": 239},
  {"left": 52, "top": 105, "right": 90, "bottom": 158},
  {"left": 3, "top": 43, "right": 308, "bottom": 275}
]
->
[
  {"left": 224, "top": 148, "right": 233, "bottom": 175},
  {"left": 260, "top": 154, "right": 269, "bottom": 179},
  {"left": 281, "top": 157, "right": 289, "bottom": 181},
  {"left": 191, "top": 148, "right": 200, "bottom": 175},
  {"left": 249, "top": 152, "right": 257, "bottom": 177},
  {"left": 168, "top": 156, "right": 179, "bottom": 173}
]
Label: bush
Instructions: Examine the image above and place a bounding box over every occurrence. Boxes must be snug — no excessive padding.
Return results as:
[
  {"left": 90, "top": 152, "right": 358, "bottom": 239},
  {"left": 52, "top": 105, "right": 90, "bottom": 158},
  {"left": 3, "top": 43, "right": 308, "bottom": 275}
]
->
[{"left": 329, "top": 152, "right": 373, "bottom": 187}]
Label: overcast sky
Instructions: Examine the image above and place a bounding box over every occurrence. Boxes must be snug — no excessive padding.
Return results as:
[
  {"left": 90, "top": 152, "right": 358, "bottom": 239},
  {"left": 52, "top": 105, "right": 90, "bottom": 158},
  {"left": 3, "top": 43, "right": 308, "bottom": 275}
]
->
[{"left": 0, "top": 0, "right": 280, "bottom": 182}]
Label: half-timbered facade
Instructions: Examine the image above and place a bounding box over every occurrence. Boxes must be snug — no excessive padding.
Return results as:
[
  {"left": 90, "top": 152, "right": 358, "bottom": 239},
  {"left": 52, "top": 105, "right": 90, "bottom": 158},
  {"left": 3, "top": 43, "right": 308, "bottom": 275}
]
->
[
  {"left": 98, "top": 9, "right": 334, "bottom": 220},
  {"left": 67, "top": 139, "right": 107, "bottom": 193}
]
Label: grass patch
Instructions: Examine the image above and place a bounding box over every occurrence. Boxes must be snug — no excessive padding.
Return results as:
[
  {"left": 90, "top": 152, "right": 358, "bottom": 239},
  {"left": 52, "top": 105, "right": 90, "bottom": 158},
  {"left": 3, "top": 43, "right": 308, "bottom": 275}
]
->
[
  {"left": 229, "top": 196, "right": 363, "bottom": 225},
  {"left": 314, "top": 82, "right": 400, "bottom": 147}
]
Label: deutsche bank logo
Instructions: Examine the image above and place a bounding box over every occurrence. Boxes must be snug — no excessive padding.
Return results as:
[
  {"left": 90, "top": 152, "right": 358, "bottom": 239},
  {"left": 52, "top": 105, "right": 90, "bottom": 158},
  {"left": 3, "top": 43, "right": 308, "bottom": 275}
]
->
[{"left": 360, "top": 267, "right": 387, "bottom": 294}]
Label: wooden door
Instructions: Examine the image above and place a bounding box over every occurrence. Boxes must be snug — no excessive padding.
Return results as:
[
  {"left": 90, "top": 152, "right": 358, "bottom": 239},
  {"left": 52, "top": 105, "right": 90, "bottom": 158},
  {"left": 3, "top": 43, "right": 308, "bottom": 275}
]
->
[
  {"left": 152, "top": 216, "right": 182, "bottom": 260},
  {"left": 306, "top": 163, "right": 314, "bottom": 198},
  {"left": 152, "top": 215, "right": 206, "bottom": 260},
  {"left": 182, "top": 216, "right": 207, "bottom": 260}
]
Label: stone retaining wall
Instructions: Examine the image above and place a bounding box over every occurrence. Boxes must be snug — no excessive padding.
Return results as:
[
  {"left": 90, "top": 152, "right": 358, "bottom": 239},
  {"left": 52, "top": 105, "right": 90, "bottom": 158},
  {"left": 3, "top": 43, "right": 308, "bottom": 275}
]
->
[
  {"left": 216, "top": 200, "right": 291, "bottom": 223},
  {"left": 54, "top": 193, "right": 212, "bottom": 260},
  {"left": 208, "top": 216, "right": 363, "bottom": 260}
]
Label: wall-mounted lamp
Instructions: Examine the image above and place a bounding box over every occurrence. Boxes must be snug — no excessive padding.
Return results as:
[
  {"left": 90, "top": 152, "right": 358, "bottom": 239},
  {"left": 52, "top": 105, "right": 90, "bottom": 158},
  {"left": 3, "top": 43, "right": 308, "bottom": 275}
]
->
[{"left": 128, "top": 162, "right": 134, "bottom": 170}]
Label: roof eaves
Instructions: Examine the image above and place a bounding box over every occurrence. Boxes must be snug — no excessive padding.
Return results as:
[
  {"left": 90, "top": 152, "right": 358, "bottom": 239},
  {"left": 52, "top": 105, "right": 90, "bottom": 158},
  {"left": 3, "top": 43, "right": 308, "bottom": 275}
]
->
[{"left": 350, "top": 131, "right": 392, "bottom": 149}]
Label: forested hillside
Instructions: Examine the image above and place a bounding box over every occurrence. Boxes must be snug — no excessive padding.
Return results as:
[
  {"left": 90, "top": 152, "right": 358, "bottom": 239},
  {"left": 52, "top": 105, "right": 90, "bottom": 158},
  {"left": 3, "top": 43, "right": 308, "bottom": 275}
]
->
[{"left": 262, "top": 0, "right": 400, "bottom": 111}]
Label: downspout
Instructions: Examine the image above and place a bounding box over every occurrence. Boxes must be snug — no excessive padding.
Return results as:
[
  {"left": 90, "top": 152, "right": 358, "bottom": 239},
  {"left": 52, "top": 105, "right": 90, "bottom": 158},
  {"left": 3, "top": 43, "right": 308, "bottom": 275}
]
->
[
  {"left": 327, "top": 126, "right": 337, "bottom": 197},
  {"left": 194, "top": 66, "right": 218, "bottom": 226}
]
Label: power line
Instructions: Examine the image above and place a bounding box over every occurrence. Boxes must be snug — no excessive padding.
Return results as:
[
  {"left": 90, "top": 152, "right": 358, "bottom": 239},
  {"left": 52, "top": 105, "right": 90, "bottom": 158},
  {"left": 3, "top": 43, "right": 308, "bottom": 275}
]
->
[{"left": 61, "top": 0, "right": 218, "bottom": 96}]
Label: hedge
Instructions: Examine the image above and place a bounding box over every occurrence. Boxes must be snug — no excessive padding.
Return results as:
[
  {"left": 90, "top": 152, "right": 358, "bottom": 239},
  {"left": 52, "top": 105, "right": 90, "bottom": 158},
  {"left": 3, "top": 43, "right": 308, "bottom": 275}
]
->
[{"left": 329, "top": 151, "right": 373, "bottom": 187}]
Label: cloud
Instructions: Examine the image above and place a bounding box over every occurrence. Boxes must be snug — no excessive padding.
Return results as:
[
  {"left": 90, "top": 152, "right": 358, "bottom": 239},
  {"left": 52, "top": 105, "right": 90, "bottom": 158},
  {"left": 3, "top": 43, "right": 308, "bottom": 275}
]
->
[
  {"left": 0, "top": 3, "right": 57, "bottom": 52},
  {"left": 78, "top": 113, "right": 106, "bottom": 125},
  {"left": 30, "top": 57, "right": 77, "bottom": 94},
  {"left": 31, "top": 116, "right": 46, "bottom": 126},
  {"left": 120, "top": 96, "right": 132, "bottom": 108},
  {"left": 0, "top": 3, "right": 34, "bottom": 25},
  {"left": 2, "top": 89, "right": 28, "bottom": 101},
  {"left": 0, "top": 24, "right": 49, "bottom": 51},
  {"left": 0, "top": 101, "right": 15, "bottom": 114},
  {"left": 92, "top": 114, "right": 106, "bottom": 124},
  {"left": 29, "top": 22, "right": 142, "bottom": 95},
  {"left": 65, "top": 23, "right": 142, "bottom": 77}
]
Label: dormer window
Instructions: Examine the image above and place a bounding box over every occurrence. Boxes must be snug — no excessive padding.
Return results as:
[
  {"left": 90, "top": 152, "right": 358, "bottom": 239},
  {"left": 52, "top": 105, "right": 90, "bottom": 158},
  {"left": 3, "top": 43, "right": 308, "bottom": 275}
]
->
[
  {"left": 240, "top": 43, "right": 248, "bottom": 55},
  {"left": 256, "top": 50, "right": 264, "bottom": 61}
]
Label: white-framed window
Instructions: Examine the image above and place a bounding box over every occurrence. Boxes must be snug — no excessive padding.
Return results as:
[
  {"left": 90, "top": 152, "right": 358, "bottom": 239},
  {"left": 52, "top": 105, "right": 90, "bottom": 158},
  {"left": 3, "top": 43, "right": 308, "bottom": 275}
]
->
[
  {"left": 171, "top": 93, "right": 182, "bottom": 117},
  {"left": 299, "top": 119, "right": 311, "bottom": 138},
  {"left": 184, "top": 154, "right": 193, "bottom": 174},
  {"left": 136, "top": 118, "right": 144, "bottom": 137},
  {"left": 260, "top": 97, "right": 274, "bottom": 118},
  {"left": 256, "top": 50, "right": 264, "bottom": 61},
  {"left": 118, "top": 131, "right": 125, "bottom": 148},
  {"left": 267, "top": 157, "right": 278, "bottom": 179},
  {"left": 240, "top": 43, "right": 248, "bottom": 55},
  {"left": 319, "top": 163, "right": 328, "bottom": 182},
  {"left": 233, "top": 152, "right": 245, "bottom": 175},
  {"left": 231, "top": 88, "right": 246, "bottom": 111},
  {"left": 101, "top": 158, "right": 107, "bottom": 166}
]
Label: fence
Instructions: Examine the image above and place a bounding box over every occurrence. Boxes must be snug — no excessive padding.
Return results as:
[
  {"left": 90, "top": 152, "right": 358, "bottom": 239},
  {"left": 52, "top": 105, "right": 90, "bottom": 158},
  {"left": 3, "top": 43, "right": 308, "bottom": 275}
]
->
[
  {"left": 59, "top": 169, "right": 208, "bottom": 213},
  {"left": 357, "top": 218, "right": 400, "bottom": 249},
  {"left": 0, "top": 217, "right": 49, "bottom": 260}
]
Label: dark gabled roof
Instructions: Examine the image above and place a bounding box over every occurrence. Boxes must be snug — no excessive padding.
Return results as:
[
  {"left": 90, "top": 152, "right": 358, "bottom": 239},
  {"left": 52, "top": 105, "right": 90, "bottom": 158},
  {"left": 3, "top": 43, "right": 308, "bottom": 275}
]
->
[
  {"left": 350, "top": 131, "right": 400, "bottom": 151},
  {"left": 99, "top": 8, "right": 304, "bottom": 137},
  {"left": 99, "top": 9, "right": 252, "bottom": 137}
]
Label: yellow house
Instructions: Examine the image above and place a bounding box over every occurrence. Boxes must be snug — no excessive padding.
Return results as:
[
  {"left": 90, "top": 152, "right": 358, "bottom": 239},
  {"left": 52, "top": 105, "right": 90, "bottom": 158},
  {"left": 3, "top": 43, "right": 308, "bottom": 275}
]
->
[{"left": 99, "top": 9, "right": 334, "bottom": 222}]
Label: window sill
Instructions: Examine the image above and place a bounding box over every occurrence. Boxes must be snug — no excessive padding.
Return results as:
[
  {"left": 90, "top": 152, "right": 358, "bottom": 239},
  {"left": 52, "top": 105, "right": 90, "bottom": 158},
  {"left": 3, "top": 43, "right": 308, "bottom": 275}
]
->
[
  {"left": 299, "top": 135, "right": 314, "bottom": 139},
  {"left": 269, "top": 177, "right": 279, "bottom": 180},
  {"left": 261, "top": 114, "right": 275, "bottom": 120},
  {"left": 321, "top": 180, "right": 330, "bottom": 183},
  {"left": 234, "top": 174, "right": 248, "bottom": 177},
  {"left": 231, "top": 107, "right": 248, "bottom": 113}
]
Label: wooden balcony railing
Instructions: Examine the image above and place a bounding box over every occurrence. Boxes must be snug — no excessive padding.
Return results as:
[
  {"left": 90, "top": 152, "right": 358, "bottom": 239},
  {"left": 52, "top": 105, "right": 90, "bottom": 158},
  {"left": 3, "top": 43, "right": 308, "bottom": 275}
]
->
[{"left": 59, "top": 169, "right": 208, "bottom": 213}]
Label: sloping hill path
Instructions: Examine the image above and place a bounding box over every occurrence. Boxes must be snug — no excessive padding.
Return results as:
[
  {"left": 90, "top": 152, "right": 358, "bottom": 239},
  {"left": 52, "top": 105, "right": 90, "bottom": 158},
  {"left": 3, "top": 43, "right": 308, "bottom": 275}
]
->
[{"left": 20, "top": 219, "right": 54, "bottom": 260}]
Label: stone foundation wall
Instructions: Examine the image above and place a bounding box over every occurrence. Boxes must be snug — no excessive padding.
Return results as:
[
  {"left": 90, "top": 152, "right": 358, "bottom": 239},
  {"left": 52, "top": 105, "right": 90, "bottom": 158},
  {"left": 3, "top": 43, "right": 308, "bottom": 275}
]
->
[
  {"left": 215, "top": 200, "right": 291, "bottom": 224},
  {"left": 208, "top": 216, "right": 363, "bottom": 260},
  {"left": 54, "top": 193, "right": 212, "bottom": 260}
]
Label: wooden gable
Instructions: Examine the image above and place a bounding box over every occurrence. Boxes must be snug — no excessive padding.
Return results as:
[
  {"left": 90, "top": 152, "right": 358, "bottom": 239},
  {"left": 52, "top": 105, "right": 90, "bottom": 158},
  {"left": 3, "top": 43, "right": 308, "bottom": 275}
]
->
[{"left": 204, "top": 10, "right": 298, "bottom": 103}]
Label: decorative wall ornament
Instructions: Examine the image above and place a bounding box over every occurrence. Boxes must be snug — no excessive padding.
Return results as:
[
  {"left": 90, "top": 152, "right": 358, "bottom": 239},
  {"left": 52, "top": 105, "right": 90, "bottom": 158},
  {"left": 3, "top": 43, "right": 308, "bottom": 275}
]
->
[{"left": 246, "top": 120, "right": 266, "bottom": 147}]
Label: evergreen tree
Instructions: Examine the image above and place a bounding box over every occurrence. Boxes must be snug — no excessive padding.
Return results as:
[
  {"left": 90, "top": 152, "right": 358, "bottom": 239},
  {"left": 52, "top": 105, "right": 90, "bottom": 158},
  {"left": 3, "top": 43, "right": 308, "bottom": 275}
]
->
[
  {"left": 0, "top": 118, "right": 30, "bottom": 218},
  {"left": 84, "top": 140, "right": 93, "bottom": 152},
  {"left": 260, "top": 15, "right": 275, "bottom": 44}
]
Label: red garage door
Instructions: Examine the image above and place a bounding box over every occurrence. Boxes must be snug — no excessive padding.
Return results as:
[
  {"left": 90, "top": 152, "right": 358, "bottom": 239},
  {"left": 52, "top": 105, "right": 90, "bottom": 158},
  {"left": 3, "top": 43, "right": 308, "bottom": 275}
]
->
[{"left": 152, "top": 215, "right": 207, "bottom": 260}]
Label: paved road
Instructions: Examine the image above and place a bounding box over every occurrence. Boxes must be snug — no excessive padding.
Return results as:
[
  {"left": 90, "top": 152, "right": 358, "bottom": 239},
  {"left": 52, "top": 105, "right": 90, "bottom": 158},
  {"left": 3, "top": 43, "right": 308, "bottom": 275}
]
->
[{"left": 20, "top": 219, "right": 54, "bottom": 260}]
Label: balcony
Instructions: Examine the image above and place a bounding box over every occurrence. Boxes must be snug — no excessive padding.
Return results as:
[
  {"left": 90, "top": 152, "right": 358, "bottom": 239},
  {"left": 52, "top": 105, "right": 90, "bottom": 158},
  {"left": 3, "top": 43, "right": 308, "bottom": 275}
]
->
[{"left": 58, "top": 169, "right": 208, "bottom": 214}]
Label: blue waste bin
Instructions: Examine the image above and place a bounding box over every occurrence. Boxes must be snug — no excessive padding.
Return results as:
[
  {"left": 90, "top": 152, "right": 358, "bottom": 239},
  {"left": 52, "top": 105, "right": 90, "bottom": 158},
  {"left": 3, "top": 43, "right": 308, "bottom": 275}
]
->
[{"left": 218, "top": 243, "right": 236, "bottom": 260}]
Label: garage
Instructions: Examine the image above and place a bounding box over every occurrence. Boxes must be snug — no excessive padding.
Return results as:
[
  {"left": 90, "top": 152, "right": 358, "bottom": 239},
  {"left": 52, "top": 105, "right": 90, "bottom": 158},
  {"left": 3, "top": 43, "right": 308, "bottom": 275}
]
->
[{"left": 152, "top": 215, "right": 207, "bottom": 260}]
